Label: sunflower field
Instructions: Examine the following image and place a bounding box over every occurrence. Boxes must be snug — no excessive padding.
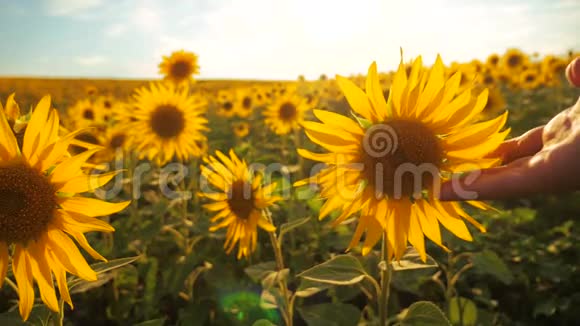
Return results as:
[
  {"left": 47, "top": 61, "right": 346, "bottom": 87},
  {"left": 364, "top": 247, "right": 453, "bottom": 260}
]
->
[{"left": 0, "top": 48, "right": 579, "bottom": 326}]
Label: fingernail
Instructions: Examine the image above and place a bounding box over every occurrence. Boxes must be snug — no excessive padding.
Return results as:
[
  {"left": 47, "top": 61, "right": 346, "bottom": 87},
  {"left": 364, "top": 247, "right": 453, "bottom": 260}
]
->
[{"left": 566, "top": 57, "right": 580, "bottom": 88}]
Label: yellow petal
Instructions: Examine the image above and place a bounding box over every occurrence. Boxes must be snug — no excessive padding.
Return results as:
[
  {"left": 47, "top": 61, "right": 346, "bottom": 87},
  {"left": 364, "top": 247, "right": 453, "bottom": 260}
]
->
[
  {"left": 0, "top": 242, "right": 8, "bottom": 288},
  {"left": 408, "top": 206, "right": 426, "bottom": 261},
  {"left": 336, "top": 75, "right": 374, "bottom": 121},
  {"left": 0, "top": 101, "right": 19, "bottom": 160},
  {"left": 366, "top": 62, "right": 389, "bottom": 120},
  {"left": 22, "top": 96, "right": 51, "bottom": 161},
  {"left": 312, "top": 109, "right": 364, "bottom": 135},
  {"left": 50, "top": 148, "right": 100, "bottom": 185},
  {"left": 57, "top": 171, "right": 122, "bottom": 194},
  {"left": 47, "top": 252, "right": 73, "bottom": 309},
  {"left": 12, "top": 245, "right": 35, "bottom": 321},
  {"left": 46, "top": 228, "right": 97, "bottom": 281},
  {"left": 59, "top": 197, "right": 130, "bottom": 217},
  {"left": 27, "top": 242, "right": 59, "bottom": 312}
]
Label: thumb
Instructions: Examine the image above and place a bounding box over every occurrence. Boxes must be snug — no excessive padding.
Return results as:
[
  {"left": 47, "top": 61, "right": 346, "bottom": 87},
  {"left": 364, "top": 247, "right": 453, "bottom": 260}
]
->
[{"left": 566, "top": 57, "right": 580, "bottom": 88}]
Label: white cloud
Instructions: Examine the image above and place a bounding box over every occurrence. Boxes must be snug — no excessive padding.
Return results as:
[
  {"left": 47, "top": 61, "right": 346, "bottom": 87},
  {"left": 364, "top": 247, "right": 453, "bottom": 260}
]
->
[
  {"left": 131, "top": 5, "right": 162, "bottom": 32},
  {"left": 74, "top": 55, "right": 107, "bottom": 66},
  {"left": 104, "top": 23, "right": 127, "bottom": 38},
  {"left": 45, "top": 0, "right": 102, "bottom": 16}
]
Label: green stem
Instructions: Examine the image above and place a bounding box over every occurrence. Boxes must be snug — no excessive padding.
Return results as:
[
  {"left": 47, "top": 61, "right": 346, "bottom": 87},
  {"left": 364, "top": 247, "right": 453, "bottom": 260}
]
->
[
  {"left": 127, "top": 152, "right": 139, "bottom": 226},
  {"left": 265, "top": 210, "right": 293, "bottom": 326},
  {"left": 379, "top": 232, "right": 392, "bottom": 326},
  {"left": 57, "top": 298, "right": 65, "bottom": 326}
]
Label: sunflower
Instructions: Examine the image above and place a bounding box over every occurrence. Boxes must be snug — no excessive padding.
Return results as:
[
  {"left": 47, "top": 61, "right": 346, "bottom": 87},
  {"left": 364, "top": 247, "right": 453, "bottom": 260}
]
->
[
  {"left": 296, "top": 56, "right": 509, "bottom": 260},
  {"left": 0, "top": 96, "right": 129, "bottom": 320},
  {"left": 263, "top": 87, "right": 311, "bottom": 135},
  {"left": 92, "top": 126, "right": 130, "bottom": 163},
  {"left": 500, "top": 48, "right": 528, "bottom": 73},
  {"left": 486, "top": 53, "right": 500, "bottom": 67},
  {"left": 85, "top": 85, "right": 98, "bottom": 96},
  {"left": 519, "top": 69, "right": 541, "bottom": 90},
  {"left": 199, "top": 150, "right": 280, "bottom": 259},
  {"left": 67, "top": 99, "right": 105, "bottom": 130},
  {"left": 127, "top": 82, "right": 208, "bottom": 164},
  {"left": 216, "top": 90, "right": 237, "bottom": 118},
  {"left": 235, "top": 89, "right": 255, "bottom": 118},
  {"left": 233, "top": 122, "right": 250, "bottom": 138},
  {"left": 480, "top": 87, "right": 506, "bottom": 117},
  {"left": 159, "top": 50, "right": 200, "bottom": 85}
]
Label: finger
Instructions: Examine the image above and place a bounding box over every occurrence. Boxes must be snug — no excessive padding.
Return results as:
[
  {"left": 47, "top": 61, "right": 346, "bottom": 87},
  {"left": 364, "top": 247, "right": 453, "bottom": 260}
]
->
[
  {"left": 438, "top": 146, "right": 576, "bottom": 201},
  {"left": 566, "top": 57, "right": 580, "bottom": 87},
  {"left": 438, "top": 157, "right": 535, "bottom": 201},
  {"left": 489, "top": 126, "right": 544, "bottom": 164}
]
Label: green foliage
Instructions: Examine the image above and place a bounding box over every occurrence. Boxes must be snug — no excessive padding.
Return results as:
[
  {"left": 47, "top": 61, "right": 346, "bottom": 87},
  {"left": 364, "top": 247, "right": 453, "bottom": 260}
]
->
[
  {"left": 398, "top": 301, "right": 451, "bottom": 326},
  {"left": 298, "top": 303, "right": 362, "bottom": 326}
]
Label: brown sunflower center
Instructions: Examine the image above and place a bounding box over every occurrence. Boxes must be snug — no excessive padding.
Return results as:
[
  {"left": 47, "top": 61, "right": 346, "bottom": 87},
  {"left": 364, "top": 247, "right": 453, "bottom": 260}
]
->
[
  {"left": 279, "top": 102, "right": 297, "bottom": 121},
  {"left": 360, "top": 119, "right": 443, "bottom": 198},
  {"left": 110, "top": 133, "right": 126, "bottom": 149},
  {"left": 150, "top": 105, "right": 185, "bottom": 139},
  {"left": 0, "top": 163, "right": 56, "bottom": 244},
  {"left": 228, "top": 180, "right": 254, "bottom": 220},
  {"left": 222, "top": 102, "right": 233, "bottom": 111},
  {"left": 490, "top": 56, "right": 499, "bottom": 65},
  {"left": 104, "top": 100, "right": 112, "bottom": 109},
  {"left": 507, "top": 55, "right": 522, "bottom": 68},
  {"left": 242, "top": 96, "right": 252, "bottom": 110},
  {"left": 83, "top": 108, "right": 95, "bottom": 120},
  {"left": 525, "top": 74, "right": 536, "bottom": 82},
  {"left": 170, "top": 60, "right": 192, "bottom": 80}
]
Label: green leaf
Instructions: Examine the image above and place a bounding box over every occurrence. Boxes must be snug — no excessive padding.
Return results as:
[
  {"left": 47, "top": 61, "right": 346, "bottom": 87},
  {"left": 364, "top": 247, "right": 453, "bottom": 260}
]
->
[
  {"left": 472, "top": 250, "right": 513, "bottom": 284},
  {"left": 399, "top": 301, "right": 451, "bottom": 326},
  {"left": 295, "top": 279, "right": 333, "bottom": 298},
  {"left": 448, "top": 297, "right": 477, "bottom": 326},
  {"left": 298, "top": 303, "right": 361, "bottom": 326},
  {"left": 68, "top": 256, "right": 141, "bottom": 292},
  {"left": 533, "top": 298, "right": 557, "bottom": 317},
  {"left": 252, "top": 319, "right": 277, "bottom": 326},
  {"left": 298, "top": 255, "right": 369, "bottom": 286},
  {"left": 279, "top": 216, "right": 311, "bottom": 243},
  {"left": 134, "top": 318, "right": 166, "bottom": 326},
  {"left": 391, "top": 248, "right": 437, "bottom": 271},
  {"left": 245, "top": 261, "right": 277, "bottom": 283},
  {"left": 261, "top": 269, "right": 290, "bottom": 289}
]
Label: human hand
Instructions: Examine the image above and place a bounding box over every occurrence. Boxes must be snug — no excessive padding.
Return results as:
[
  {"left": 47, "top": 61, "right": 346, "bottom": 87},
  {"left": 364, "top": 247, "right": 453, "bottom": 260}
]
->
[{"left": 439, "top": 57, "right": 580, "bottom": 201}]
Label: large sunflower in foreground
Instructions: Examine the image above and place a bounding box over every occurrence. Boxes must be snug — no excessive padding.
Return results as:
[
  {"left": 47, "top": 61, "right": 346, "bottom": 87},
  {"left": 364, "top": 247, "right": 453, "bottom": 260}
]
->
[
  {"left": 0, "top": 96, "right": 129, "bottom": 320},
  {"left": 127, "top": 82, "right": 208, "bottom": 164},
  {"left": 159, "top": 50, "right": 200, "bottom": 85},
  {"left": 296, "top": 56, "right": 510, "bottom": 260},
  {"left": 263, "top": 87, "right": 312, "bottom": 135},
  {"left": 199, "top": 150, "right": 280, "bottom": 259}
]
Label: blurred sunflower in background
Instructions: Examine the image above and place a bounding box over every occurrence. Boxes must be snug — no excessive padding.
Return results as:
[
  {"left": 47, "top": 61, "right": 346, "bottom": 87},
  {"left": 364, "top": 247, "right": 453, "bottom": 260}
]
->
[
  {"left": 235, "top": 89, "right": 255, "bottom": 118},
  {"left": 297, "top": 56, "right": 509, "bottom": 260},
  {"left": 519, "top": 69, "right": 542, "bottom": 90},
  {"left": 233, "top": 121, "right": 250, "bottom": 138},
  {"left": 199, "top": 150, "right": 280, "bottom": 259},
  {"left": 159, "top": 50, "right": 200, "bottom": 85},
  {"left": 486, "top": 53, "right": 500, "bottom": 67},
  {"left": 0, "top": 96, "right": 129, "bottom": 320},
  {"left": 480, "top": 87, "right": 506, "bottom": 117},
  {"left": 67, "top": 98, "right": 105, "bottom": 130},
  {"left": 263, "top": 87, "right": 311, "bottom": 135},
  {"left": 127, "top": 82, "right": 208, "bottom": 164},
  {"left": 500, "top": 48, "right": 528, "bottom": 74},
  {"left": 93, "top": 126, "right": 130, "bottom": 163},
  {"left": 216, "top": 90, "right": 237, "bottom": 118}
]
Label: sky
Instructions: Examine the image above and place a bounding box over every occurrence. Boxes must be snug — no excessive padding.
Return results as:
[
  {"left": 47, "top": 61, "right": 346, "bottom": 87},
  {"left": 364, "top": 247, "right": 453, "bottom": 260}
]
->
[{"left": 0, "top": 0, "right": 578, "bottom": 80}]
